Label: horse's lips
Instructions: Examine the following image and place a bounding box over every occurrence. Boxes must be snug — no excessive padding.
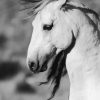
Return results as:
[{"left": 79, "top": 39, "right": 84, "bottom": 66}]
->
[
  {"left": 30, "top": 60, "right": 48, "bottom": 73},
  {"left": 40, "top": 64, "right": 47, "bottom": 72},
  {"left": 39, "top": 58, "right": 48, "bottom": 72}
]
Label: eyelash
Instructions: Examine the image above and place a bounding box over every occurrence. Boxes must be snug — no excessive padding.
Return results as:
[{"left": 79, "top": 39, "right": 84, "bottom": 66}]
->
[{"left": 43, "top": 23, "right": 53, "bottom": 31}]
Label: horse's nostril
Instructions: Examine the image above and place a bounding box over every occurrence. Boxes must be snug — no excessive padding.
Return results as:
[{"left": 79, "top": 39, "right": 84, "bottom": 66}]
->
[{"left": 28, "top": 61, "right": 36, "bottom": 72}]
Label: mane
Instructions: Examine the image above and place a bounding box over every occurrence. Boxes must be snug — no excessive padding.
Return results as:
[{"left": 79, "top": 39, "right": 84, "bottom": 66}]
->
[
  {"left": 39, "top": 50, "right": 67, "bottom": 100},
  {"left": 61, "top": 2, "right": 99, "bottom": 20},
  {"left": 20, "top": 0, "right": 58, "bottom": 16}
]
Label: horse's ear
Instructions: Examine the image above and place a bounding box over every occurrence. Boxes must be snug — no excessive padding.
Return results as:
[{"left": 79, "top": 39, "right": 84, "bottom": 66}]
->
[{"left": 56, "top": 0, "right": 67, "bottom": 8}]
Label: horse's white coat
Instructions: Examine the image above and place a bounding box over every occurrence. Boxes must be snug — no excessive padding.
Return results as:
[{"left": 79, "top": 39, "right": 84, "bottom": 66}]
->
[{"left": 27, "top": 0, "right": 100, "bottom": 100}]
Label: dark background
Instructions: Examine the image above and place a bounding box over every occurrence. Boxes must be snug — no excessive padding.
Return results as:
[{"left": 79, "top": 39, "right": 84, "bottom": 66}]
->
[{"left": 0, "top": 0, "right": 100, "bottom": 100}]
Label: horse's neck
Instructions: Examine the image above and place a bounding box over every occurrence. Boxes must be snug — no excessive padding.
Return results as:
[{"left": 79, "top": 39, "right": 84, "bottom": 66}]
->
[{"left": 66, "top": 9, "right": 100, "bottom": 100}]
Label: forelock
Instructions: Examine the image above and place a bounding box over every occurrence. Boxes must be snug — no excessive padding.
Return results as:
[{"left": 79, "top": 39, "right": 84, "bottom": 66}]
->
[{"left": 20, "top": 0, "right": 58, "bottom": 17}]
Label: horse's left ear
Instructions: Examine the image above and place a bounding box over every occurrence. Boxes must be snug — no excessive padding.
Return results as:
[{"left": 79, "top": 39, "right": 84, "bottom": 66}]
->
[{"left": 56, "top": 0, "right": 67, "bottom": 8}]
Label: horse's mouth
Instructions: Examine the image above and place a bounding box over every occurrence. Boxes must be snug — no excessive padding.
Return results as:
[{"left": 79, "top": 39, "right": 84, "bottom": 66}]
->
[
  {"left": 33, "top": 58, "right": 52, "bottom": 73},
  {"left": 31, "top": 48, "right": 57, "bottom": 73},
  {"left": 39, "top": 61, "right": 48, "bottom": 72}
]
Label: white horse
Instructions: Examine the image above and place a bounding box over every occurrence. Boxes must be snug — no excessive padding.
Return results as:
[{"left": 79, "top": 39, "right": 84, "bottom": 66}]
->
[{"left": 26, "top": 0, "right": 100, "bottom": 100}]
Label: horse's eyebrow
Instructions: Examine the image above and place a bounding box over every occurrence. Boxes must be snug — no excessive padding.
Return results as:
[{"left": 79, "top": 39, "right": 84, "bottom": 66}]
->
[{"left": 42, "top": 19, "right": 54, "bottom": 27}]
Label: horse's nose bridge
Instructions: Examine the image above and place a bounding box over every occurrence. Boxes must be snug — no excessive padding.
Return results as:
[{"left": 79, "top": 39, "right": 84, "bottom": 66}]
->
[
  {"left": 27, "top": 27, "right": 44, "bottom": 63},
  {"left": 27, "top": 43, "right": 39, "bottom": 61}
]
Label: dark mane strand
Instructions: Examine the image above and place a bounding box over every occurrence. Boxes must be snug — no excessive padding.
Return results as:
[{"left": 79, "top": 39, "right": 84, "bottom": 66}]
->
[
  {"left": 61, "top": 2, "right": 99, "bottom": 20},
  {"left": 48, "top": 51, "right": 67, "bottom": 100},
  {"left": 19, "top": 0, "right": 43, "bottom": 15},
  {"left": 48, "top": 51, "right": 65, "bottom": 82},
  {"left": 39, "top": 50, "right": 67, "bottom": 100}
]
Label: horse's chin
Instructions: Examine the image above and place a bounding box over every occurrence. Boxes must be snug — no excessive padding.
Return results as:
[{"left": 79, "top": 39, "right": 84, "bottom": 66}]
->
[
  {"left": 39, "top": 61, "right": 48, "bottom": 72},
  {"left": 31, "top": 62, "right": 48, "bottom": 73},
  {"left": 38, "top": 55, "right": 56, "bottom": 73}
]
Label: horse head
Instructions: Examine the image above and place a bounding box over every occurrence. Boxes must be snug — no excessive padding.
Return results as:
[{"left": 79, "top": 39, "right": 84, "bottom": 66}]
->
[{"left": 27, "top": 0, "right": 75, "bottom": 73}]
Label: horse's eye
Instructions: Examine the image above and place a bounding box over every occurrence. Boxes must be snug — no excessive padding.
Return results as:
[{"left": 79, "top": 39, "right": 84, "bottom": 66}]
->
[{"left": 43, "top": 23, "right": 53, "bottom": 31}]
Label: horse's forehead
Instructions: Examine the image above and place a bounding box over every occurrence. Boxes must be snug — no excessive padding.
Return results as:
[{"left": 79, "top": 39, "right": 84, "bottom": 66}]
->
[
  {"left": 40, "top": 11, "right": 52, "bottom": 24},
  {"left": 40, "top": 2, "right": 59, "bottom": 23}
]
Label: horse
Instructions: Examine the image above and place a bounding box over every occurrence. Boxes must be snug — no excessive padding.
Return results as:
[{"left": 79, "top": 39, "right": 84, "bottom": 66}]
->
[{"left": 24, "top": 0, "right": 100, "bottom": 100}]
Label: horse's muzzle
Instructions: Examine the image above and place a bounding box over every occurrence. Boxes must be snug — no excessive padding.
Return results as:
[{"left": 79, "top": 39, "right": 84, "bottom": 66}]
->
[
  {"left": 28, "top": 47, "right": 57, "bottom": 73},
  {"left": 28, "top": 59, "right": 48, "bottom": 73},
  {"left": 28, "top": 60, "right": 37, "bottom": 72}
]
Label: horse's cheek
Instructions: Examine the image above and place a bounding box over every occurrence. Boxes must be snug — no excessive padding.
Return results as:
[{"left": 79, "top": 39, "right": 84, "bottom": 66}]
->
[{"left": 52, "top": 30, "right": 72, "bottom": 49}]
